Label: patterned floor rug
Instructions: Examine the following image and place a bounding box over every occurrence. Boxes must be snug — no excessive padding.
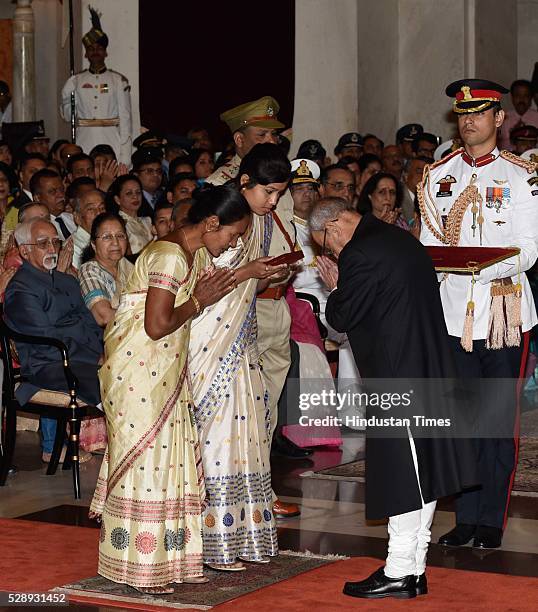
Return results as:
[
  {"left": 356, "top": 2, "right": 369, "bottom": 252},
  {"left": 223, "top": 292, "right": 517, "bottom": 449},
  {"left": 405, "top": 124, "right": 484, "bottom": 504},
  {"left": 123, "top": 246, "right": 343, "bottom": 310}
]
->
[
  {"left": 302, "top": 411, "right": 538, "bottom": 495},
  {"left": 53, "top": 551, "right": 343, "bottom": 610}
]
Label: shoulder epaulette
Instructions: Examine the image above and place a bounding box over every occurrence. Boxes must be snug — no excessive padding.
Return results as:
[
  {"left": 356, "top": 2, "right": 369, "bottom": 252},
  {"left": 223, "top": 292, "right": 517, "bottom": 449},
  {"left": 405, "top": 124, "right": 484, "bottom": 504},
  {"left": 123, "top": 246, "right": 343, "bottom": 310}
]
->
[{"left": 500, "top": 150, "right": 538, "bottom": 174}]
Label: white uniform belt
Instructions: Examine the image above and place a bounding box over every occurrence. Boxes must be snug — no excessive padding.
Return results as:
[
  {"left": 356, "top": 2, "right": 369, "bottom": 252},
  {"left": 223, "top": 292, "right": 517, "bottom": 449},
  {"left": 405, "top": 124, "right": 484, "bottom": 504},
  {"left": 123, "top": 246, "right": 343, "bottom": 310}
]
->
[{"left": 77, "top": 117, "right": 120, "bottom": 127}]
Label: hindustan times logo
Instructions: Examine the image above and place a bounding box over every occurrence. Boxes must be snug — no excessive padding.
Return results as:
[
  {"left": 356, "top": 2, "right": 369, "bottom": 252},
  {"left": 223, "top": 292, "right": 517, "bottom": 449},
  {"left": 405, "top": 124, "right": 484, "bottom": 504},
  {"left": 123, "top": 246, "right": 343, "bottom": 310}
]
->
[{"left": 298, "top": 389, "right": 413, "bottom": 412}]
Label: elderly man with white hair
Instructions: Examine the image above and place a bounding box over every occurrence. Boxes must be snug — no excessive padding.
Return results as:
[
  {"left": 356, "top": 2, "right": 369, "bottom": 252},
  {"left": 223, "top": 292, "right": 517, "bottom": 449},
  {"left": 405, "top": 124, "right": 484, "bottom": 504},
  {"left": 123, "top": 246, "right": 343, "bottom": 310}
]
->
[
  {"left": 4, "top": 218, "right": 103, "bottom": 463},
  {"left": 307, "top": 197, "right": 477, "bottom": 599}
]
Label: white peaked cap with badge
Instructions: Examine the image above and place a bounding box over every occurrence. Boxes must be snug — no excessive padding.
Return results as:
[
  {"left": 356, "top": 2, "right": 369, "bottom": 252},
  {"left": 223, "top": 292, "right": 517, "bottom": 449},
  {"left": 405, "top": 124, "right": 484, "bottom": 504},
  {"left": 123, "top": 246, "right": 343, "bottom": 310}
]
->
[
  {"left": 290, "top": 158, "right": 321, "bottom": 184},
  {"left": 521, "top": 148, "right": 538, "bottom": 163}
]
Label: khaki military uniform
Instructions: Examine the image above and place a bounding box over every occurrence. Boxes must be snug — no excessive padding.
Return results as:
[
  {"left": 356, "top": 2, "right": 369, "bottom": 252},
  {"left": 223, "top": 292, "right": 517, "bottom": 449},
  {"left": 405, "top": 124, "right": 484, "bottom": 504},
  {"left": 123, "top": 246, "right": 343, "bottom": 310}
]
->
[{"left": 207, "top": 156, "right": 296, "bottom": 435}]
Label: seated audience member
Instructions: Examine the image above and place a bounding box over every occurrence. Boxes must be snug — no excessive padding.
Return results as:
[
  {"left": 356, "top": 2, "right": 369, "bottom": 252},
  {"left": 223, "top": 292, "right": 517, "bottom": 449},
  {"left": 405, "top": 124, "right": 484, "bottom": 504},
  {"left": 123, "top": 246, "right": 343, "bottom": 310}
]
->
[
  {"left": 0, "top": 162, "right": 18, "bottom": 257},
  {"left": 499, "top": 79, "right": 538, "bottom": 150},
  {"left": 4, "top": 218, "right": 102, "bottom": 462},
  {"left": 320, "top": 163, "right": 356, "bottom": 204},
  {"left": 363, "top": 133, "right": 384, "bottom": 157},
  {"left": 65, "top": 176, "right": 97, "bottom": 211},
  {"left": 161, "top": 137, "right": 190, "bottom": 178},
  {"left": 510, "top": 125, "right": 538, "bottom": 155},
  {"left": 412, "top": 132, "right": 438, "bottom": 158},
  {"left": 171, "top": 198, "right": 193, "bottom": 228},
  {"left": 30, "top": 168, "right": 76, "bottom": 240},
  {"left": 48, "top": 139, "right": 69, "bottom": 166},
  {"left": 334, "top": 132, "right": 363, "bottom": 160},
  {"left": 132, "top": 148, "right": 164, "bottom": 216},
  {"left": 190, "top": 148, "right": 214, "bottom": 182},
  {"left": 0, "top": 161, "right": 16, "bottom": 221},
  {"left": 72, "top": 189, "right": 106, "bottom": 268},
  {"left": 400, "top": 155, "right": 433, "bottom": 225},
  {"left": 0, "top": 140, "right": 13, "bottom": 166},
  {"left": 89, "top": 144, "right": 116, "bottom": 164},
  {"left": 4, "top": 153, "right": 47, "bottom": 230},
  {"left": 166, "top": 172, "right": 197, "bottom": 204},
  {"left": 79, "top": 212, "right": 133, "bottom": 327},
  {"left": 382, "top": 145, "right": 404, "bottom": 180},
  {"left": 187, "top": 126, "right": 213, "bottom": 151},
  {"left": 357, "top": 153, "right": 382, "bottom": 193},
  {"left": 357, "top": 172, "right": 409, "bottom": 231},
  {"left": 296, "top": 139, "right": 328, "bottom": 168},
  {"left": 107, "top": 174, "right": 153, "bottom": 254},
  {"left": 59, "top": 143, "right": 83, "bottom": 172},
  {"left": 66, "top": 153, "right": 95, "bottom": 184},
  {"left": 169, "top": 155, "right": 195, "bottom": 177},
  {"left": 339, "top": 155, "right": 361, "bottom": 186},
  {"left": 18, "top": 202, "right": 50, "bottom": 223},
  {"left": 88, "top": 144, "right": 124, "bottom": 192},
  {"left": 152, "top": 201, "right": 174, "bottom": 239},
  {"left": 23, "top": 131, "right": 50, "bottom": 158},
  {"left": 396, "top": 123, "right": 423, "bottom": 160}
]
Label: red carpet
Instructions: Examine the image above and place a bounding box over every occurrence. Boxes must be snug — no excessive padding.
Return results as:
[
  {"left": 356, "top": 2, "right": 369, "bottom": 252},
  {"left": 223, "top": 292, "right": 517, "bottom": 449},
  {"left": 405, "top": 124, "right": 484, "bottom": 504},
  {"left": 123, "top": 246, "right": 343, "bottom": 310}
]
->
[{"left": 0, "top": 519, "right": 536, "bottom": 611}]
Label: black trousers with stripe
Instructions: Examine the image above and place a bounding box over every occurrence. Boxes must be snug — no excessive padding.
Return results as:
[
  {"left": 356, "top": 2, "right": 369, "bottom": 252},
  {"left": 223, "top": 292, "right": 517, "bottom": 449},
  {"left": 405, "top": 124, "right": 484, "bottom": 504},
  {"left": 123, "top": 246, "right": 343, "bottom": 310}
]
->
[{"left": 448, "top": 335, "right": 524, "bottom": 529}]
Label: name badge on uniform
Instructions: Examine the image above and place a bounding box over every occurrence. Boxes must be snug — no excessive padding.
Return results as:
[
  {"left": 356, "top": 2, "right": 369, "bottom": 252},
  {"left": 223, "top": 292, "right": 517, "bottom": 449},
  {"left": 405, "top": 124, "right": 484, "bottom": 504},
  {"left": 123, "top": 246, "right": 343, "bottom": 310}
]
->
[
  {"left": 436, "top": 175, "right": 456, "bottom": 197},
  {"left": 99, "top": 83, "right": 109, "bottom": 93},
  {"left": 486, "top": 186, "right": 510, "bottom": 213}
]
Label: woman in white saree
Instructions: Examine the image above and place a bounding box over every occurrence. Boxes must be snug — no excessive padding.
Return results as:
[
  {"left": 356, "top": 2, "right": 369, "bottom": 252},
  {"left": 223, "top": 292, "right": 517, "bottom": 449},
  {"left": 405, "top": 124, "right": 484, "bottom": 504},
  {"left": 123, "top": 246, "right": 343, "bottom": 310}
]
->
[{"left": 190, "top": 144, "right": 291, "bottom": 570}]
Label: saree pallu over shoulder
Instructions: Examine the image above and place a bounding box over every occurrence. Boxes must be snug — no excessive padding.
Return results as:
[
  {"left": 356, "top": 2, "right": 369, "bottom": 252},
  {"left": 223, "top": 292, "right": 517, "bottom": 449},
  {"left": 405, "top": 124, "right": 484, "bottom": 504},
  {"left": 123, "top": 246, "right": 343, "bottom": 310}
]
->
[
  {"left": 189, "top": 214, "right": 278, "bottom": 564},
  {"left": 90, "top": 241, "right": 208, "bottom": 588}
]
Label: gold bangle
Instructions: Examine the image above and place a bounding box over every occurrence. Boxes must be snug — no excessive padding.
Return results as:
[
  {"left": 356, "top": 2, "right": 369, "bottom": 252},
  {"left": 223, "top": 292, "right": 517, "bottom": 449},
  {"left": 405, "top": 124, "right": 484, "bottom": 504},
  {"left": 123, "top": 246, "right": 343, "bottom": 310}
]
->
[{"left": 191, "top": 294, "right": 201, "bottom": 315}]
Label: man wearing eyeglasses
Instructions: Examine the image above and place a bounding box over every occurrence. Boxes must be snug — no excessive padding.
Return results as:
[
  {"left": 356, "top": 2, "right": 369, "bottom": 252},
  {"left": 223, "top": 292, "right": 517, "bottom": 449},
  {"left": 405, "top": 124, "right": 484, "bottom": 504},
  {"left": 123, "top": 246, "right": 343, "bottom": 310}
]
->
[
  {"left": 319, "top": 164, "right": 356, "bottom": 205},
  {"left": 132, "top": 149, "right": 164, "bottom": 217},
  {"left": 4, "top": 218, "right": 103, "bottom": 463}
]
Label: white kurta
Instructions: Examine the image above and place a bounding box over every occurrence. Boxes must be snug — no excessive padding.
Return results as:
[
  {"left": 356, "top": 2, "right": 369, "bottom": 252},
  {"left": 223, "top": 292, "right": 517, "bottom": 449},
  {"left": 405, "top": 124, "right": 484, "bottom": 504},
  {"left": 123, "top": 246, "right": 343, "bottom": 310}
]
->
[
  {"left": 61, "top": 68, "right": 132, "bottom": 165},
  {"left": 420, "top": 147, "right": 538, "bottom": 339}
]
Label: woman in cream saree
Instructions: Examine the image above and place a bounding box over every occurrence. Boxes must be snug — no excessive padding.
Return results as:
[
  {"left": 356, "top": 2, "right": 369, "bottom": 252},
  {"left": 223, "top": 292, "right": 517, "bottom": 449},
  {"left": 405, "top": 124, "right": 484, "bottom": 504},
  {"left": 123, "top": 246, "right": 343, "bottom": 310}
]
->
[
  {"left": 190, "top": 144, "right": 291, "bottom": 569},
  {"left": 90, "top": 185, "right": 250, "bottom": 592}
]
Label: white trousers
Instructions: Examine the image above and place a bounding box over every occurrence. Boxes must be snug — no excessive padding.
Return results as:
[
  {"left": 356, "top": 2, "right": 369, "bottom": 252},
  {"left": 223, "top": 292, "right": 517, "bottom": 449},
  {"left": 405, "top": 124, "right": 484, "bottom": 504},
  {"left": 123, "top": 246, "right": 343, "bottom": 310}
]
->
[{"left": 384, "top": 429, "right": 437, "bottom": 578}]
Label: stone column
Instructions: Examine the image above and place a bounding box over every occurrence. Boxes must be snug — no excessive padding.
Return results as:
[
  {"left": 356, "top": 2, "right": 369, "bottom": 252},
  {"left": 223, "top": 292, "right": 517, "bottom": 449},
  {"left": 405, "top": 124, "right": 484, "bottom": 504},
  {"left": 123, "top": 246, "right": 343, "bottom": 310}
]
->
[
  {"left": 12, "top": 0, "right": 36, "bottom": 122},
  {"left": 293, "top": 0, "right": 359, "bottom": 159}
]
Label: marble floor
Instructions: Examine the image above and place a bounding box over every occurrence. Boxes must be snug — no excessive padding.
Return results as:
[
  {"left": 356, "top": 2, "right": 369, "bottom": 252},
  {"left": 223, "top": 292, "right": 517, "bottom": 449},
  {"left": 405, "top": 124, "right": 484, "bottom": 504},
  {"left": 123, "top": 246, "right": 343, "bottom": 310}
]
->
[{"left": 1, "top": 430, "right": 538, "bottom": 610}]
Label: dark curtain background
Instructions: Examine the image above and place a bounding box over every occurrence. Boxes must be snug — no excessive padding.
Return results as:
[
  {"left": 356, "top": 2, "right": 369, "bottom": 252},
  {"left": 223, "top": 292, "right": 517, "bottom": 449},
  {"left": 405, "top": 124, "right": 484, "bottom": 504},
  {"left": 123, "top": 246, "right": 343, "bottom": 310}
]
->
[{"left": 139, "top": 0, "right": 295, "bottom": 150}]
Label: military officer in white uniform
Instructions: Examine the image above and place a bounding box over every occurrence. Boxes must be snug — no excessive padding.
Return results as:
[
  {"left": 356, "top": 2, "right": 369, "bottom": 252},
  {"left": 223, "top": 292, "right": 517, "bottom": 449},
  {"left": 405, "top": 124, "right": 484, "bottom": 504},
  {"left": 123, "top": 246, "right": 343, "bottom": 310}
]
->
[
  {"left": 290, "top": 158, "right": 361, "bottom": 403},
  {"left": 61, "top": 8, "right": 132, "bottom": 166},
  {"left": 419, "top": 79, "right": 538, "bottom": 549},
  {"left": 207, "top": 96, "right": 307, "bottom": 517}
]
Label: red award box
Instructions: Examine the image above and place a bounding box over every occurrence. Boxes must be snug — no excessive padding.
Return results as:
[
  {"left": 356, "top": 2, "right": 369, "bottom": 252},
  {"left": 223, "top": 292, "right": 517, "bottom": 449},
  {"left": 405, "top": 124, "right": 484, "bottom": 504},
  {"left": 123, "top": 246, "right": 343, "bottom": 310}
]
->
[
  {"left": 426, "top": 246, "right": 520, "bottom": 273},
  {"left": 267, "top": 250, "right": 305, "bottom": 266}
]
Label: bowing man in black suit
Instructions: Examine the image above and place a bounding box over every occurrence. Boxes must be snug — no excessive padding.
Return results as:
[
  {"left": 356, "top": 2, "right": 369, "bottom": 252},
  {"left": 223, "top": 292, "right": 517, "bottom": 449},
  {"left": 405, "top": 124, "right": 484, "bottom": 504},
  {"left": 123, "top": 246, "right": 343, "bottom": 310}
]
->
[{"left": 309, "top": 197, "right": 477, "bottom": 600}]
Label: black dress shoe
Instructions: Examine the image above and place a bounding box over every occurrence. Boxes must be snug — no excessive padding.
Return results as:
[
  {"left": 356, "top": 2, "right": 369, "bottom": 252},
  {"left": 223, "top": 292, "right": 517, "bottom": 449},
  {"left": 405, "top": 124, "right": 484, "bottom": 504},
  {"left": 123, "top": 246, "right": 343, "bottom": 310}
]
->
[
  {"left": 473, "top": 525, "right": 502, "bottom": 549},
  {"left": 438, "top": 523, "right": 476, "bottom": 546},
  {"left": 271, "top": 435, "right": 313, "bottom": 459},
  {"left": 416, "top": 573, "right": 428, "bottom": 596},
  {"left": 343, "top": 566, "right": 416, "bottom": 599}
]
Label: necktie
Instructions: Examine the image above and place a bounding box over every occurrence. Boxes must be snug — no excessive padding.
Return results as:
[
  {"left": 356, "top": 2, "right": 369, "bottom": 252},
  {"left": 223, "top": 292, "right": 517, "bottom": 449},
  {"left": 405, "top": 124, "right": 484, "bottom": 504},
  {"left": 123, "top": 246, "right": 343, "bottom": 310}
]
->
[{"left": 55, "top": 216, "right": 71, "bottom": 240}]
